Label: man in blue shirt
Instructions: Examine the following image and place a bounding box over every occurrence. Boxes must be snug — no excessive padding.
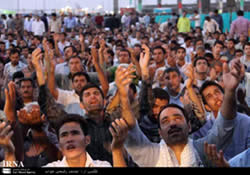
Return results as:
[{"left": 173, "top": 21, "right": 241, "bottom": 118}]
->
[
  {"left": 64, "top": 12, "right": 77, "bottom": 32},
  {"left": 194, "top": 80, "right": 250, "bottom": 160}
]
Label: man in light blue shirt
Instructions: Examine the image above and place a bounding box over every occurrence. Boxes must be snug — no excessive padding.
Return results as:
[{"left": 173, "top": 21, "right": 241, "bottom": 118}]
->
[
  {"left": 194, "top": 80, "right": 250, "bottom": 160},
  {"left": 3, "top": 48, "right": 27, "bottom": 83},
  {"left": 64, "top": 12, "right": 77, "bottom": 32}
]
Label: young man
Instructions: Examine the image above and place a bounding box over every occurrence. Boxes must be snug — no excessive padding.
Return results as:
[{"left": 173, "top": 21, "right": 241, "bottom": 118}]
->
[
  {"left": 3, "top": 48, "right": 27, "bottom": 82},
  {"left": 193, "top": 57, "right": 211, "bottom": 88},
  {"left": 212, "top": 40, "right": 224, "bottom": 61},
  {"left": 223, "top": 38, "right": 236, "bottom": 62},
  {"left": 44, "top": 114, "right": 111, "bottom": 167},
  {"left": 195, "top": 77, "right": 250, "bottom": 160},
  {"left": 240, "top": 42, "right": 250, "bottom": 70},
  {"left": 149, "top": 46, "right": 167, "bottom": 78},
  {"left": 163, "top": 67, "right": 184, "bottom": 107}
]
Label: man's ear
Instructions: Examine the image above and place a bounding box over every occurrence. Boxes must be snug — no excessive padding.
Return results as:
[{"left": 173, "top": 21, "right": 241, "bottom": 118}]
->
[
  {"left": 84, "top": 135, "right": 91, "bottom": 146},
  {"left": 204, "top": 104, "right": 212, "bottom": 112}
]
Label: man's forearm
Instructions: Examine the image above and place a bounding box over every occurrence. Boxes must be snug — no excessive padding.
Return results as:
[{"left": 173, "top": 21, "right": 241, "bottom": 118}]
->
[
  {"left": 93, "top": 62, "right": 109, "bottom": 97},
  {"left": 112, "top": 148, "right": 127, "bottom": 167},
  {"left": 221, "top": 90, "right": 236, "bottom": 120},
  {"left": 120, "top": 95, "right": 136, "bottom": 129}
]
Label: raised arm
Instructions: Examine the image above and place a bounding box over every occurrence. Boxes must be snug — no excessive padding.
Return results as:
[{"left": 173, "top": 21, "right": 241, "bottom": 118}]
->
[
  {"left": 53, "top": 33, "right": 62, "bottom": 58},
  {"left": 0, "top": 121, "right": 16, "bottom": 166},
  {"left": 221, "top": 59, "right": 245, "bottom": 120},
  {"left": 128, "top": 47, "right": 141, "bottom": 78},
  {"left": 109, "top": 118, "right": 128, "bottom": 167},
  {"left": 138, "top": 44, "right": 154, "bottom": 118},
  {"left": 32, "top": 48, "right": 67, "bottom": 125},
  {"left": 32, "top": 48, "right": 46, "bottom": 86},
  {"left": 4, "top": 82, "right": 24, "bottom": 162},
  {"left": 115, "top": 64, "right": 136, "bottom": 130},
  {"left": 91, "top": 47, "right": 109, "bottom": 97},
  {"left": 32, "top": 48, "right": 59, "bottom": 100},
  {"left": 183, "top": 64, "right": 206, "bottom": 123}
]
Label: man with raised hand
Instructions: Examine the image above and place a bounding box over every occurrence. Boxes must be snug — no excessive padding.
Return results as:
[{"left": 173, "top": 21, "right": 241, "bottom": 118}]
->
[{"left": 114, "top": 47, "right": 245, "bottom": 167}]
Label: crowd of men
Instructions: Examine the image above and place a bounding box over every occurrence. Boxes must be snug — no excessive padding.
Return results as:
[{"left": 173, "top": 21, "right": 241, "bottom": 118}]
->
[{"left": 0, "top": 8, "right": 249, "bottom": 167}]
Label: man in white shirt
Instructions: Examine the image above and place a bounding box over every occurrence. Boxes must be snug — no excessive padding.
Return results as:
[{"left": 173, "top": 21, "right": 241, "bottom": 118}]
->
[
  {"left": 44, "top": 114, "right": 112, "bottom": 167},
  {"left": 24, "top": 15, "right": 33, "bottom": 33},
  {"left": 57, "top": 32, "right": 70, "bottom": 55},
  {"left": 49, "top": 13, "right": 61, "bottom": 33},
  {"left": 240, "top": 42, "right": 250, "bottom": 70},
  {"left": 31, "top": 15, "right": 45, "bottom": 36},
  {"left": 190, "top": 10, "right": 200, "bottom": 28},
  {"left": 49, "top": 59, "right": 90, "bottom": 107}
]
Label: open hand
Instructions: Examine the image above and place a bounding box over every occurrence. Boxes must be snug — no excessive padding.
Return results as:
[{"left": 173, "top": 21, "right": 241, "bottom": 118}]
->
[
  {"left": 204, "top": 142, "right": 230, "bottom": 167},
  {"left": 115, "top": 64, "right": 136, "bottom": 97},
  {"left": 109, "top": 118, "right": 129, "bottom": 151},
  {"left": 0, "top": 121, "right": 15, "bottom": 153}
]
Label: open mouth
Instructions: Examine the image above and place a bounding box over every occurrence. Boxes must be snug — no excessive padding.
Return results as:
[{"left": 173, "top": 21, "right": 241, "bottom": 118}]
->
[
  {"left": 66, "top": 144, "right": 76, "bottom": 151},
  {"left": 168, "top": 128, "right": 182, "bottom": 135},
  {"left": 215, "top": 100, "right": 222, "bottom": 106}
]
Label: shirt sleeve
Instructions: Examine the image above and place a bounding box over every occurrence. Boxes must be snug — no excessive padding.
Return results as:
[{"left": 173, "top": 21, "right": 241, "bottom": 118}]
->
[
  {"left": 193, "top": 111, "right": 235, "bottom": 164},
  {"left": 124, "top": 121, "right": 160, "bottom": 166}
]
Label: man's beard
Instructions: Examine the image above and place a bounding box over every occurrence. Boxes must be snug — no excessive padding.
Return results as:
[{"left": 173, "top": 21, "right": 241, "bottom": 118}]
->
[{"left": 166, "top": 125, "right": 189, "bottom": 145}]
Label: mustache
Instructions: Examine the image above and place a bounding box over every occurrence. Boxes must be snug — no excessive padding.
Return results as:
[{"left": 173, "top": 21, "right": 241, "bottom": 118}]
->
[{"left": 168, "top": 126, "right": 182, "bottom": 135}]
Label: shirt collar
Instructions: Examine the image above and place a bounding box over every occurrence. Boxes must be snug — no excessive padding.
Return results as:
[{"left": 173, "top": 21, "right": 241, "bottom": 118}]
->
[{"left": 62, "top": 152, "right": 95, "bottom": 167}]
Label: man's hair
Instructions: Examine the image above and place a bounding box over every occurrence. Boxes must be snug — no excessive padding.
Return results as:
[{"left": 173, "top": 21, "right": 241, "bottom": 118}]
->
[
  {"left": 18, "top": 77, "right": 35, "bottom": 88},
  {"left": 51, "top": 13, "right": 57, "bottom": 17},
  {"left": 177, "top": 46, "right": 186, "bottom": 53},
  {"left": 68, "top": 56, "right": 82, "bottom": 62},
  {"left": 193, "top": 57, "right": 210, "bottom": 67},
  {"left": 80, "top": 82, "right": 104, "bottom": 102},
  {"left": 12, "top": 71, "right": 24, "bottom": 81},
  {"left": 184, "top": 36, "right": 192, "bottom": 42},
  {"left": 10, "top": 48, "right": 20, "bottom": 56},
  {"left": 157, "top": 103, "right": 189, "bottom": 129},
  {"left": 153, "top": 46, "right": 166, "bottom": 54},
  {"left": 204, "top": 52, "right": 214, "bottom": 60},
  {"left": 235, "top": 49, "right": 243, "bottom": 54},
  {"left": 119, "top": 48, "right": 131, "bottom": 58},
  {"left": 63, "top": 45, "right": 78, "bottom": 54},
  {"left": 164, "top": 67, "right": 181, "bottom": 76},
  {"left": 237, "top": 10, "right": 244, "bottom": 16},
  {"left": 228, "top": 38, "right": 236, "bottom": 44},
  {"left": 180, "top": 85, "right": 199, "bottom": 97},
  {"left": 72, "top": 72, "right": 90, "bottom": 82},
  {"left": 153, "top": 88, "right": 170, "bottom": 103},
  {"left": 55, "top": 114, "right": 89, "bottom": 139},
  {"left": 213, "top": 40, "right": 224, "bottom": 48},
  {"left": 243, "top": 42, "right": 250, "bottom": 50},
  {"left": 199, "top": 81, "right": 224, "bottom": 104}
]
